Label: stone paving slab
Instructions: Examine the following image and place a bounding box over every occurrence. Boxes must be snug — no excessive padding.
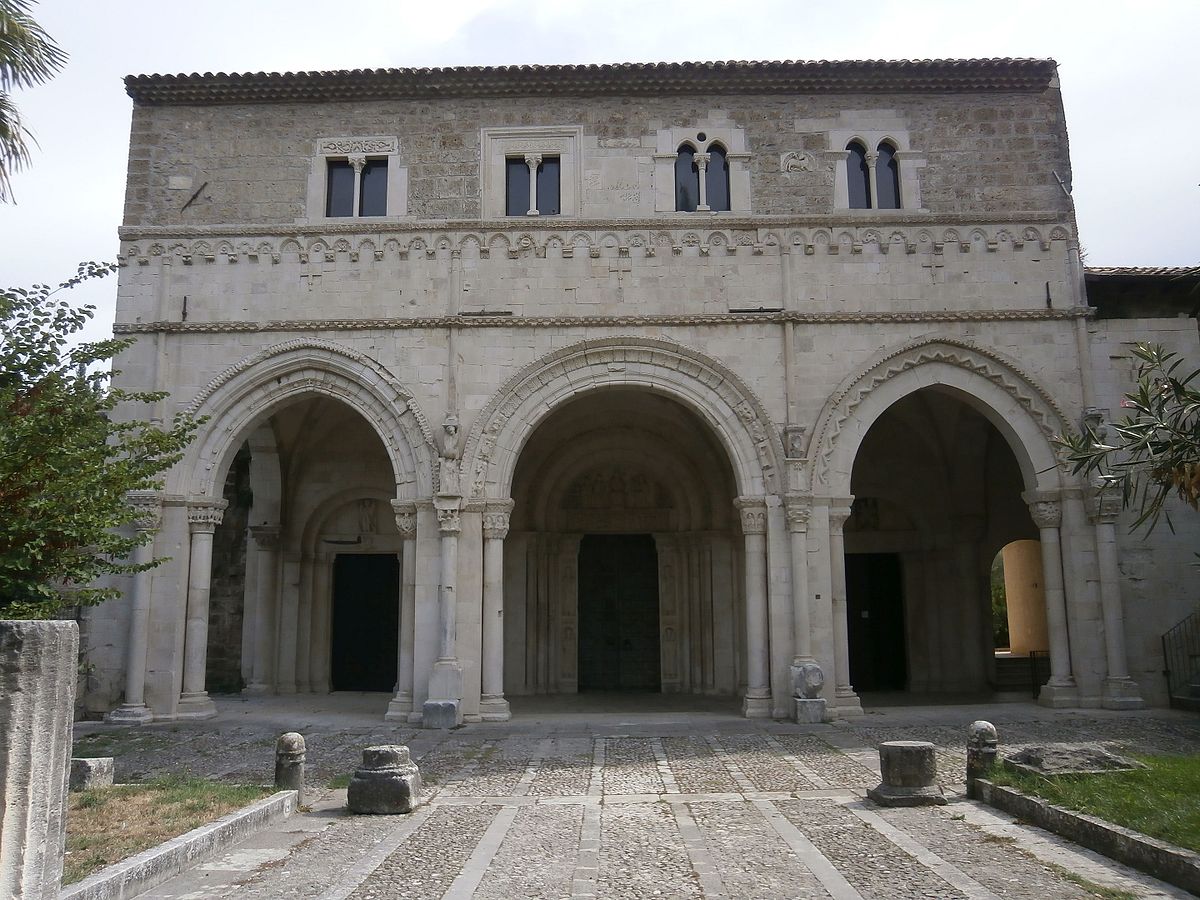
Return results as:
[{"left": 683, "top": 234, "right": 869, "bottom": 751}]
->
[{"left": 78, "top": 697, "right": 1200, "bottom": 899}]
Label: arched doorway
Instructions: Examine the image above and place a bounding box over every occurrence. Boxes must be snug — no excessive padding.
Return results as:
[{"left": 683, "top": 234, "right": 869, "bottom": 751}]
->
[
  {"left": 503, "top": 389, "right": 743, "bottom": 699},
  {"left": 846, "top": 388, "right": 1041, "bottom": 695}
]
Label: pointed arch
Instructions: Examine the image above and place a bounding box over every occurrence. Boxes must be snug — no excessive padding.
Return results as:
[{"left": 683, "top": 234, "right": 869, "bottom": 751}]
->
[
  {"left": 462, "top": 337, "right": 784, "bottom": 500},
  {"left": 176, "top": 339, "right": 437, "bottom": 500},
  {"left": 807, "top": 336, "right": 1071, "bottom": 495}
]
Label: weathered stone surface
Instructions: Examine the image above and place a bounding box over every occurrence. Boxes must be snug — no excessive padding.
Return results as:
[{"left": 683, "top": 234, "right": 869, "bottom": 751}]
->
[
  {"left": 867, "top": 740, "right": 946, "bottom": 807},
  {"left": 966, "top": 720, "right": 999, "bottom": 796},
  {"left": 422, "top": 700, "right": 460, "bottom": 730},
  {"left": 69, "top": 758, "right": 114, "bottom": 792},
  {"left": 0, "top": 620, "right": 79, "bottom": 900},
  {"left": 794, "top": 698, "right": 827, "bottom": 723},
  {"left": 1005, "top": 744, "right": 1147, "bottom": 776},
  {"left": 274, "top": 732, "right": 306, "bottom": 802},
  {"left": 346, "top": 745, "right": 424, "bottom": 815}
]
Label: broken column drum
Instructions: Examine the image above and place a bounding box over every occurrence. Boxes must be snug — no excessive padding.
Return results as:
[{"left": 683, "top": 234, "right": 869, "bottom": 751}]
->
[
  {"left": 346, "top": 745, "right": 424, "bottom": 814},
  {"left": 867, "top": 740, "right": 947, "bottom": 807}
]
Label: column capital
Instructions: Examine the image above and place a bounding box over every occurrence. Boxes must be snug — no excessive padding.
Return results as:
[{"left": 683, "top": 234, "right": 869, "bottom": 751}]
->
[
  {"left": 1025, "top": 497, "right": 1062, "bottom": 529},
  {"left": 734, "top": 496, "right": 768, "bottom": 535},
  {"left": 434, "top": 498, "right": 461, "bottom": 535},
  {"left": 523, "top": 152, "right": 542, "bottom": 168},
  {"left": 187, "top": 499, "right": 227, "bottom": 533},
  {"left": 1085, "top": 482, "right": 1123, "bottom": 524},
  {"left": 348, "top": 154, "right": 366, "bottom": 172},
  {"left": 390, "top": 499, "right": 418, "bottom": 538},
  {"left": 126, "top": 490, "right": 163, "bottom": 533},
  {"left": 693, "top": 152, "right": 711, "bottom": 170},
  {"left": 784, "top": 494, "right": 812, "bottom": 532},
  {"left": 865, "top": 149, "right": 880, "bottom": 166},
  {"left": 827, "top": 498, "right": 854, "bottom": 534},
  {"left": 483, "top": 499, "right": 515, "bottom": 540},
  {"left": 249, "top": 523, "right": 281, "bottom": 550}
]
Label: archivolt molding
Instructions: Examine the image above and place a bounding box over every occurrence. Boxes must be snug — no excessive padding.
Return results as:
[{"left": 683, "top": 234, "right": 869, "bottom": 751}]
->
[
  {"left": 461, "top": 336, "right": 784, "bottom": 500},
  {"left": 182, "top": 338, "right": 437, "bottom": 499},
  {"left": 119, "top": 217, "right": 1073, "bottom": 267},
  {"left": 807, "top": 336, "right": 1073, "bottom": 489}
]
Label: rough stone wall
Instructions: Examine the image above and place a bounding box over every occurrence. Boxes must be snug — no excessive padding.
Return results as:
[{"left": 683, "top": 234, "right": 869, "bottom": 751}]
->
[{"left": 122, "top": 88, "right": 1072, "bottom": 227}]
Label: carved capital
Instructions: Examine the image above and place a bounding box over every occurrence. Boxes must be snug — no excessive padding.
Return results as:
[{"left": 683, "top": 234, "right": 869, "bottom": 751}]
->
[
  {"left": 784, "top": 494, "right": 811, "bottom": 532},
  {"left": 249, "top": 523, "right": 281, "bottom": 550},
  {"left": 188, "top": 499, "right": 228, "bottom": 533},
  {"left": 1085, "top": 483, "right": 1123, "bottom": 523},
  {"left": 734, "top": 496, "right": 768, "bottom": 535},
  {"left": 435, "top": 499, "right": 461, "bottom": 535},
  {"left": 348, "top": 154, "right": 366, "bottom": 172},
  {"left": 126, "top": 490, "right": 163, "bottom": 533},
  {"left": 693, "top": 152, "right": 710, "bottom": 171},
  {"left": 523, "top": 152, "right": 542, "bottom": 169},
  {"left": 865, "top": 150, "right": 879, "bottom": 167},
  {"left": 828, "top": 503, "right": 853, "bottom": 535},
  {"left": 390, "top": 499, "right": 417, "bottom": 538},
  {"left": 1028, "top": 500, "right": 1062, "bottom": 530},
  {"left": 482, "top": 499, "right": 514, "bottom": 540}
]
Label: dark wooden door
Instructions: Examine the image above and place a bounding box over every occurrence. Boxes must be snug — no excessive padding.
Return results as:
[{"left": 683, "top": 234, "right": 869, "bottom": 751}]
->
[
  {"left": 845, "top": 553, "right": 907, "bottom": 691},
  {"left": 331, "top": 553, "right": 399, "bottom": 692},
  {"left": 577, "top": 534, "right": 661, "bottom": 692}
]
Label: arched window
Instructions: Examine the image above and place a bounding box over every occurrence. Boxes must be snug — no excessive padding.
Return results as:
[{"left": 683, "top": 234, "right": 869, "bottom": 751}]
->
[
  {"left": 876, "top": 141, "right": 901, "bottom": 210},
  {"left": 706, "top": 144, "right": 730, "bottom": 212},
  {"left": 675, "top": 144, "right": 700, "bottom": 212},
  {"left": 846, "top": 141, "right": 871, "bottom": 209}
]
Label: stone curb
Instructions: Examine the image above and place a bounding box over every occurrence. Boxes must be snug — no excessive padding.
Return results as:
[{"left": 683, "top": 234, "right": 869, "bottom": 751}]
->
[
  {"left": 974, "top": 778, "right": 1200, "bottom": 895},
  {"left": 60, "top": 789, "right": 298, "bottom": 900}
]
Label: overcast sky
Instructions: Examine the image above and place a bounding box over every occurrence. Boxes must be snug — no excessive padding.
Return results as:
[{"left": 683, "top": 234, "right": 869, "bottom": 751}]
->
[{"left": 2, "top": 0, "right": 1196, "bottom": 345}]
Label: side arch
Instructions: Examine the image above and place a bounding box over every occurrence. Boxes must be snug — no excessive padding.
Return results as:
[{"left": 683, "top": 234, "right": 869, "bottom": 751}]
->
[
  {"left": 176, "top": 339, "right": 437, "bottom": 500},
  {"left": 462, "top": 337, "right": 784, "bottom": 499},
  {"left": 807, "top": 336, "right": 1072, "bottom": 495}
]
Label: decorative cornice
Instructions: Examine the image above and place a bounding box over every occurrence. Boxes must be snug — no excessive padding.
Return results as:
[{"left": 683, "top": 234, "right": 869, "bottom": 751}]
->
[
  {"left": 125, "top": 59, "right": 1058, "bottom": 106},
  {"left": 114, "top": 307, "right": 1090, "bottom": 335}
]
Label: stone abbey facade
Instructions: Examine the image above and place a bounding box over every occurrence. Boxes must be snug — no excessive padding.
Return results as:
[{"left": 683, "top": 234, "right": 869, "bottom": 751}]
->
[{"left": 87, "top": 59, "right": 1199, "bottom": 725}]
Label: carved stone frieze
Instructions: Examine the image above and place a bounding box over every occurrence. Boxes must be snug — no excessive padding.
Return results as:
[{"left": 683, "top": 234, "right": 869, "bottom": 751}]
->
[{"left": 318, "top": 137, "right": 398, "bottom": 155}]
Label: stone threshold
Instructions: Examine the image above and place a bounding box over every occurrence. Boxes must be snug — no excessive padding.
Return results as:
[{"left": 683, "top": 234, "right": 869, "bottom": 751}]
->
[
  {"left": 60, "top": 790, "right": 298, "bottom": 900},
  {"left": 973, "top": 778, "right": 1200, "bottom": 896}
]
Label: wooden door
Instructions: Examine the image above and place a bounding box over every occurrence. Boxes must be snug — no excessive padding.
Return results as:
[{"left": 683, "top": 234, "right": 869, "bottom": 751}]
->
[{"left": 577, "top": 534, "right": 660, "bottom": 691}]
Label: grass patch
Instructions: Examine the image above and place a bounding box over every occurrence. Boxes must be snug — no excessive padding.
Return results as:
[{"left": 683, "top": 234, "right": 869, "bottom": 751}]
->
[
  {"left": 326, "top": 773, "right": 352, "bottom": 790},
  {"left": 987, "top": 753, "right": 1200, "bottom": 853},
  {"left": 63, "top": 775, "right": 271, "bottom": 885},
  {"left": 1045, "top": 863, "right": 1138, "bottom": 900}
]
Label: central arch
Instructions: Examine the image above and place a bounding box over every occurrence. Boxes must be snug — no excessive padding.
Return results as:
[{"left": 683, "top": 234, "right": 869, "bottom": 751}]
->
[{"left": 462, "top": 336, "right": 784, "bottom": 501}]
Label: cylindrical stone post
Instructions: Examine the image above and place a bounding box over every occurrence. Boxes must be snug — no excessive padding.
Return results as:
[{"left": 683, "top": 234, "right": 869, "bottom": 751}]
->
[
  {"left": 966, "top": 720, "right": 998, "bottom": 799},
  {"left": 274, "top": 733, "right": 306, "bottom": 804},
  {"left": 0, "top": 620, "right": 79, "bottom": 899},
  {"left": 867, "top": 740, "right": 946, "bottom": 806}
]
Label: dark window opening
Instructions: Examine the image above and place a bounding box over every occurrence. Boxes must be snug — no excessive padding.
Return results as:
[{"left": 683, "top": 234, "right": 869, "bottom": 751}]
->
[
  {"left": 846, "top": 141, "right": 871, "bottom": 210},
  {"left": 674, "top": 145, "right": 699, "bottom": 212},
  {"left": 359, "top": 159, "right": 388, "bottom": 216},
  {"left": 505, "top": 157, "right": 530, "bottom": 216},
  {"left": 876, "top": 142, "right": 901, "bottom": 210},
  {"left": 536, "top": 156, "right": 561, "bottom": 216},
  {"left": 326, "top": 160, "right": 355, "bottom": 217},
  {"left": 706, "top": 144, "right": 730, "bottom": 212}
]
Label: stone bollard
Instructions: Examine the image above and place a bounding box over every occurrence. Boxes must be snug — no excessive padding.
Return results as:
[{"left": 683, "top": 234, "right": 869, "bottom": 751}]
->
[
  {"left": 867, "top": 740, "right": 947, "bottom": 807},
  {"left": 275, "top": 733, "right": 306, "bottom": 804},
  {"left": 346, "top": 745, "right": 424, "bottom": 815},
  {"left": 965, "top": 720, "right": 998, "bottom": 799},
  {"left": 0, "top": 620, "right": 79, "bottom": 900},
  {"left": 69, "top": 758, "right": 115, "bottom": 792}
]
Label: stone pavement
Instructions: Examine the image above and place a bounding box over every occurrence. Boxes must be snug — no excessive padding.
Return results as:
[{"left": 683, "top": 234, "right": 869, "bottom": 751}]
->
[{"left": 73, "top": 696, "right": 1200, "bottom": 899}]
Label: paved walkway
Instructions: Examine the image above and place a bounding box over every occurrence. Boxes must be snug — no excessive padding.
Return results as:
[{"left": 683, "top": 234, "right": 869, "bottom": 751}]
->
[{"left": 74, "top": 696, "right": 1199, "bottom": 899}]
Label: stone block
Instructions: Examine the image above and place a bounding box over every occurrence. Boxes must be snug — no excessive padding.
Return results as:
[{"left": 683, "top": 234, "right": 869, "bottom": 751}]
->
[
  {"left": 422, "top": 699, "right": 460, "bottom": 729},
  {"left": 867, "top": 740, "right": 946, "bottom": 807},
  {"left": 346, "top": 745, "right": 424, "bottom": 815},
  {"left": 69, "top": 758, "right": 114, "bottom": 792},
  {"left": 794, "top": 698, "right": 827, "bottom": 723}
]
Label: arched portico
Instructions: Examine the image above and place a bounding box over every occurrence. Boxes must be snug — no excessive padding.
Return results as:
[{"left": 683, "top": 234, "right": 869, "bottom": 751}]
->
[
  {"left": 463, "top": 338, "right": 787, "bottom": 718},
  {"left": 805, "top": 337, "right": 1089, "bottom": 709}
]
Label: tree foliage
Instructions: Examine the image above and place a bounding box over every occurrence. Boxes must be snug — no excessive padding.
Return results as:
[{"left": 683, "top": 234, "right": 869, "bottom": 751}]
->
[
  {"left": 1058, "top": 342, "right": 1200, "bottom": 532},
  {"left": 0, "top": 0, "right": 66, "bottom": 201},
  {"left": 0, "top": 263, "right": 199, "bottom": 618}
]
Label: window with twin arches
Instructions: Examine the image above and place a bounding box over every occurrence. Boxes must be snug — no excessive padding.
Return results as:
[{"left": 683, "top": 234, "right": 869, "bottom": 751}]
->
[
  {"left": 674, "top": 136, "right": 731, "bottom": 212},
  {"left": 845, "top": 139, "right": 902, "bottom": 210}
]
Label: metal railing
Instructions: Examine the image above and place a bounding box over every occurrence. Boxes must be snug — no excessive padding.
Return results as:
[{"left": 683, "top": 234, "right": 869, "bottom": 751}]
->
[{"left": 1162, "top": 607, "right": 1200, "bottom": 708}]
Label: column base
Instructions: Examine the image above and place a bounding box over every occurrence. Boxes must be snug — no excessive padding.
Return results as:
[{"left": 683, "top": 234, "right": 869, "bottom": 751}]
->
[
  {"left": 244, "top": 682, "right": 274, "bottom": 695},
  {"left": 479, "top": 694, "right": 511, "bottom": 722},
  {"left": 105, "top": 703, "right": 153, "bottom": 725},
  {"left": 833, "top": 688, "right": 864, "bottom": 717},
  {"left": 384, "top": 692, "right": 413, "bottom": 722},
  {"left": 742, "top": 692, "right": 771, "bottom": 718},
  {"left": 1101, "top": 677, "right": 1146, "bottom": 710},
  {"left": 175, "top": 691, "right": 217, "bottom": 720},
  {"left": 1037, "top": 679, "right": 1079, "bottom": 708},
  {"left": 794, "top": 697, "right": 828, "bottom": 724},
  {"left": 422, "top": 699, "right": 462, "bottom": 729}
]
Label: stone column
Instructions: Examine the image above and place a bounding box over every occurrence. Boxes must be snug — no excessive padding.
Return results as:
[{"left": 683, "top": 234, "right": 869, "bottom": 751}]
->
[
  {"left": 736, "top": 497, "right": 771, "bottom": 718},
  {"left": 106, "top": 491, "right": 162, "bottom": 725},
  {"left": 694, "top": 152, "right": 711, "bottom": 211},
  {"left": 829, "top": 502, "right": 863, "bottom": 716},
  {"left": 295, "top": 555, "right": 314, "bottom": 693},
  {"left": 865, "top": 149, "right": 880, "bottom": 209},
  {"left": 177, "top": 500, "right": 226, "bottom": 719},
  {"left": 1087, "top": 486, "right": 1145, "bottom": 709},
  {"left": 386, "top": 501, "right": 418, "bottom": 721},
  {"left": 348, "top": 154, "right": 365, "bottom": 214},
  {"left": 1024, "top": 494, "right": 1079, "bottom": 707},
  {"left": 786, "top": 494, "right": 826, "bottom": 721},
  {"left": 424, "top": 498, "right": 464, "bottom": 727},
  {"left": 480, "top": 500, "right": 514, "bottom": 721},
  {"left": 524, "top": 152, "right": 541, "bottom": 215},
  {"left": 310, "top": 552, "right": 332, "bottom": 693},
  {"left": 0, "top": 620, "right": 78, "bottom": 899},
  {"left": 246, "top": 525, "right": 281, "bottom": 694}
]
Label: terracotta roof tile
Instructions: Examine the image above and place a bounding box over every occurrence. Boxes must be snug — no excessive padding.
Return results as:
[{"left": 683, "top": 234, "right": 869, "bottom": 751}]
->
[
  {"left": 125, "top": 58, "right": 1058, "bottom": 105},
  {"left": 1085, "top": 266, "right": 1200, "bottom": 278}
]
